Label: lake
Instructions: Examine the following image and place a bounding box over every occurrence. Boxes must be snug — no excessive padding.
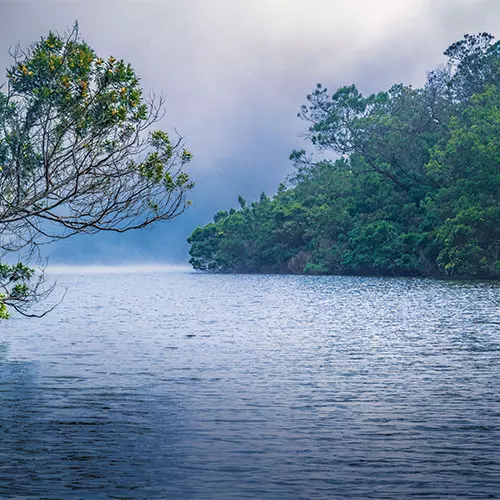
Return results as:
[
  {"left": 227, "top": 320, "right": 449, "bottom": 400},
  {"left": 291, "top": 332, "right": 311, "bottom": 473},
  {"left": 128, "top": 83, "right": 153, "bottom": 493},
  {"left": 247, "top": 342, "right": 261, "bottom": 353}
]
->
[{"left": 1, "top": 268, "right": 500, "bottom": 499}]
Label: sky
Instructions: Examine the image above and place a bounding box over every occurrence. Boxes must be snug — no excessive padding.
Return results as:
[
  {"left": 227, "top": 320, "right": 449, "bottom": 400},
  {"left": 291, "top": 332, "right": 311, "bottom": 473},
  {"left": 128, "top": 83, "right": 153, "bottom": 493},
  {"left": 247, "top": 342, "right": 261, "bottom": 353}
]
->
[{"left": 0, "top": 0, "right": 498, "bottom": 263}]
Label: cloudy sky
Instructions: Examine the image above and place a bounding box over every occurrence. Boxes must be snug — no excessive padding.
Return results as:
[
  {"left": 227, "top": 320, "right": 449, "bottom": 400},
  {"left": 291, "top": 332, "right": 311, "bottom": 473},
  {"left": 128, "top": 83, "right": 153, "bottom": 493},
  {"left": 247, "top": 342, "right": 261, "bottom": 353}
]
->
[{"left": 0, "top": 0, "right": 498, "bottom": 263}]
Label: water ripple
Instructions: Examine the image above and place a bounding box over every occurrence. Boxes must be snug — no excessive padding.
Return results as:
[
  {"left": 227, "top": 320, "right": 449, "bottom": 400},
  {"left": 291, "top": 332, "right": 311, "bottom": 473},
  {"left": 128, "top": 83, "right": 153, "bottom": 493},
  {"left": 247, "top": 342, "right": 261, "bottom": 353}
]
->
[{"left": 1, "top": 272, "right": 500, "bottom": 498}]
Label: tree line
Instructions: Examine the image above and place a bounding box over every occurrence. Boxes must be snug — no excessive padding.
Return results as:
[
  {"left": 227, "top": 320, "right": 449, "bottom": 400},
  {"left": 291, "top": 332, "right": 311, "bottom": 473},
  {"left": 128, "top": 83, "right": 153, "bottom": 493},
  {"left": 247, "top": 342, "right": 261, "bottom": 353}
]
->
[{"left": 188, "top": 33, "right": 500, "bottom": 279}]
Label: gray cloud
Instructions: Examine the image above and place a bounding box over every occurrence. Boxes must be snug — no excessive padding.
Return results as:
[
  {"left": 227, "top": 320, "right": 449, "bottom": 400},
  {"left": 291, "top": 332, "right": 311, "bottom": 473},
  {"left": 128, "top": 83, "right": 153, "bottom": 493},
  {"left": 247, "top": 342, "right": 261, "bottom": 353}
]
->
[{"left": 0, "top": 0, "right": 498, "bottom": 262}]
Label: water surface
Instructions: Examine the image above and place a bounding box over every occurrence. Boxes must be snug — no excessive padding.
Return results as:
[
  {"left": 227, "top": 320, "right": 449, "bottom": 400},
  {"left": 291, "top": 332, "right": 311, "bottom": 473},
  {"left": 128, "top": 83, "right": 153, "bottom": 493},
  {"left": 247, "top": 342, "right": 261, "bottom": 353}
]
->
[{"left": 1, "top": 271, "right": 500, "bottom": 499}]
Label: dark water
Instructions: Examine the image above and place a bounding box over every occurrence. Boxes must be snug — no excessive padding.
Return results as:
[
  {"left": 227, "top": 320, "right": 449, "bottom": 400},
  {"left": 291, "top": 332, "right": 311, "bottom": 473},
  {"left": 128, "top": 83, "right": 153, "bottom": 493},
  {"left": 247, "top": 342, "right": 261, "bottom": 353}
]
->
[{"left": 1, "top": 269, "right": 500, "bottom": 499}]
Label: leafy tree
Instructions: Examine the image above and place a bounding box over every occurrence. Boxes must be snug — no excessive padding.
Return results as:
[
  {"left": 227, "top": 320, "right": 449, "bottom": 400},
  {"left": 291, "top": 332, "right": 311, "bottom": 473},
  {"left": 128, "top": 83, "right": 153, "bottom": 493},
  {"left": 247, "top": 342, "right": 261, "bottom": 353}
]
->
[{"left": 0, "top": 24, "right": 193, "bottom": 318}]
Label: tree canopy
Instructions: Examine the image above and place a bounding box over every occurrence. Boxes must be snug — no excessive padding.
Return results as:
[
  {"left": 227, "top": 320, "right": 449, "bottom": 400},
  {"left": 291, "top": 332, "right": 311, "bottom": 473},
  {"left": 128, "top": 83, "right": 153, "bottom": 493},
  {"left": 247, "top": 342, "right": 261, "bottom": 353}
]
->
[
  {"left": 0, "top": 25, "right": 193, "bottom": 318},
  {"left": 188, "top": 33, "right": 500, "bottom": 279}
]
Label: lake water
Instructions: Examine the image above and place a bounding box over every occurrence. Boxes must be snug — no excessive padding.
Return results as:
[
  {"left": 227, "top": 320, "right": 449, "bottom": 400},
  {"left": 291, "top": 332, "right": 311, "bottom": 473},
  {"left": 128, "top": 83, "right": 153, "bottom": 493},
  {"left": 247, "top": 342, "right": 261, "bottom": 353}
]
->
[{"left": 1, "top": 269, "right": 500, "bottom": 499}]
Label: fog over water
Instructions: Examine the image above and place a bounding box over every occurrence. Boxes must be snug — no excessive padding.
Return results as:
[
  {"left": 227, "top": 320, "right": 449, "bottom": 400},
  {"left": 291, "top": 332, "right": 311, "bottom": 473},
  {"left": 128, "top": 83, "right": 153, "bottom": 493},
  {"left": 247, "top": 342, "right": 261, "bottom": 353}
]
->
[
  {"left": 0, "top": 0, "right": 499, "bottom": 262},
  {"left": 47, "top": 264, "right": 191, "bottom": 275}
]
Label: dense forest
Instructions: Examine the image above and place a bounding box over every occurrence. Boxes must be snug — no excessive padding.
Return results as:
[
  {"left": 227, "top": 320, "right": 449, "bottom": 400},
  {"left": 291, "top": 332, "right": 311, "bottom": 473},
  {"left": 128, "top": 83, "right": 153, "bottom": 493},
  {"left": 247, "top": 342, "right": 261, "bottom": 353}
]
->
[{"left": 188, "top": 34, "right": 500, "bottom": 278}]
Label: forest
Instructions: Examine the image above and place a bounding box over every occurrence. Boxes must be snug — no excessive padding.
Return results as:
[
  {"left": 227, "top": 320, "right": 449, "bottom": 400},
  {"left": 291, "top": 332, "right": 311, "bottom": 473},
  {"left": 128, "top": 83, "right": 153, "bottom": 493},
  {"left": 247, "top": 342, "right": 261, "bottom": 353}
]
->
[{"left": 188, "top": 33, "right": 500, "bottom": 279}]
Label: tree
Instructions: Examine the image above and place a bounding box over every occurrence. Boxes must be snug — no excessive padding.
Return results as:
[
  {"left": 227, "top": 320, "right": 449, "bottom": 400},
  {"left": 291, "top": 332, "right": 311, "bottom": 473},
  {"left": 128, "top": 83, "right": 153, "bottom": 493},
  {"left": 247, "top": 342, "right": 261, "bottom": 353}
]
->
[{"left": 0, "top": 24, "right": 194, "bottom": 318}]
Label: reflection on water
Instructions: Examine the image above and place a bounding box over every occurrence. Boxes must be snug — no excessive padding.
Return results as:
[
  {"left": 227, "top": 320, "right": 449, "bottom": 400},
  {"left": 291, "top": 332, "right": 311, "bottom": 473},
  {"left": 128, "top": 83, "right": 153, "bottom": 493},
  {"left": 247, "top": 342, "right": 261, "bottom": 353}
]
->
[{"left": 1, "top": 271, "right": 500, "bottom": 499}]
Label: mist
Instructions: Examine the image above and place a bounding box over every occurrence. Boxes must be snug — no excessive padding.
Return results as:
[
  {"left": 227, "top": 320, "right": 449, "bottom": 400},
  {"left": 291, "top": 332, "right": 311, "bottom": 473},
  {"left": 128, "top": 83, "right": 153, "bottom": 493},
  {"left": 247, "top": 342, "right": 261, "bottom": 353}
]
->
[{"left": 0, "top": 0, "right": 498, "bottom": 263}]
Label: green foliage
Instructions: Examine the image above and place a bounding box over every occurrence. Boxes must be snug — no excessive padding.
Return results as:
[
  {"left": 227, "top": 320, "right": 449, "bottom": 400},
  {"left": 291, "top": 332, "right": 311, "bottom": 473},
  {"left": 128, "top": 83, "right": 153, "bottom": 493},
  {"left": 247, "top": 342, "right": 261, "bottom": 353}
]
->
[
  {"left": 0, "top": 263, "right": 36, "bottom": 318},
  {"left": 7, "top": 30, "right": 144, "bottom": 135},
  {"left": 188, "top": 33, "right": 500, "bottom": 279}
]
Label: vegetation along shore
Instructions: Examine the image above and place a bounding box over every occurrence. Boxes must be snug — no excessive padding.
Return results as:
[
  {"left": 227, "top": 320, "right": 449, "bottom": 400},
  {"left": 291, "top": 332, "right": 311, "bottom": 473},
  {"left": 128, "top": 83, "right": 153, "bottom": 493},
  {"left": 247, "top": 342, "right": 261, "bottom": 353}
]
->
[{"left": 188, "top": 34, "right": 500, "bottom": 279}]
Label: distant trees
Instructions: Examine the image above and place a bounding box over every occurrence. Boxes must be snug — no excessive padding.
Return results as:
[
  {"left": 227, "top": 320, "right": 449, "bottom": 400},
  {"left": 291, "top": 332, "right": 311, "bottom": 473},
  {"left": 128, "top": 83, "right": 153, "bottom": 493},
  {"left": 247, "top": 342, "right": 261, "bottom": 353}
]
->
[
  {"left": 188, "top": 33, "right": 500, "bottom": 279},
  {"left": 0, "top": 24, "right": 193, "bottom": 318}
]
